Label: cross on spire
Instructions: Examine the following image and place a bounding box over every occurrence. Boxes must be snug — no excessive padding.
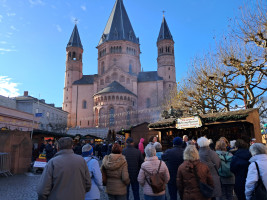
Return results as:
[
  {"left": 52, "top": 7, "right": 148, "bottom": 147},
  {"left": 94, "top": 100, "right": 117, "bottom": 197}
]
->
[
  {"left": 74, "top": 18, "right": 78, "bottom": 25},
  {"left": 162, "top": 10, "right": 166, "bottom": 17}
]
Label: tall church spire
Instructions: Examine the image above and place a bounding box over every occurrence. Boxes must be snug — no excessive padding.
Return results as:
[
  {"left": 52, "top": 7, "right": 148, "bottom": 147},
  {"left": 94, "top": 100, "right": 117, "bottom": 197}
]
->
[
  {"left": 98, "top": 0, "right": 138, "bottom": 45},
  {"left": 67, "top": 24, "right": 83, "bottom": 49},
  {"left": 157, "top": 16, "right": 173, "bottom": 42}
]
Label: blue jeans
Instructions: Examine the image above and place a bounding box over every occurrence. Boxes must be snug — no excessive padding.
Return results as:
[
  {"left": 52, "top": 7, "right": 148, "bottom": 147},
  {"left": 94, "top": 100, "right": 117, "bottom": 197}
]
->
[
  {"left": 168, "top": 182, "right": 178, "bottom": 200},
  {"left": 127, "top": 181, "right": 140, "bottom": 200},
  {"left": 144, "top": 194, "right": 165, "bottom": 200}
]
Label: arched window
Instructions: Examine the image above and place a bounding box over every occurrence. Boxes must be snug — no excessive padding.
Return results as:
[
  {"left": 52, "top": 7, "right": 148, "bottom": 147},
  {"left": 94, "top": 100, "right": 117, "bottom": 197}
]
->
[
  {"left": 72, "top": 52, "right": 76, "bottom": 60},
  {"left": 68, "top": 52, "right": 71, "bottom": 60},
  {"left": 127, "top": 108, "right": 130, "bottom": 125},
  {"left": 120, "top": 75, "right": 125, "bottom": 82},
  {"left": 82, "top": 100, "right": 87, "bottom": 109},
  {"left": 109, "top": 107, "right": 115, "bottom": 126},
  {"left": 105, "top": 76, "right": 110, "bottom": 83},
  {"left": 101, "top": 62, "right": 105, "bottom": 74},
  {"left": 146, "top": 98, "right": 151, "bottom": 108},
  {"left": 129, "top": 64, "right": 133, "bottom": 73}
]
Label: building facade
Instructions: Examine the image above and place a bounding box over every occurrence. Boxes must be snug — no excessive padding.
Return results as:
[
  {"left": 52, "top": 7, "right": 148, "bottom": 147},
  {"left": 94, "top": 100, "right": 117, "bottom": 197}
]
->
[
  {"left": 16, "top": 91, "right": 68, "bottom": 133},
  {"left": 63, "top": 0, "right": 176, "bottom": 130}
]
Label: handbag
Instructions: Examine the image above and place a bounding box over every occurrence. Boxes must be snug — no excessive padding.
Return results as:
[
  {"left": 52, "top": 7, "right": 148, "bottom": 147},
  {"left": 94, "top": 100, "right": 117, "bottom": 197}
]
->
[
  {"left": 251, "top": 162, "right": 267, "bottom": 200},
  {"left": 101, "top": 167, "right": 107, "bottom": 186},
  {"left": 193, "top": 165, "right": 214, "bottom": 198}
]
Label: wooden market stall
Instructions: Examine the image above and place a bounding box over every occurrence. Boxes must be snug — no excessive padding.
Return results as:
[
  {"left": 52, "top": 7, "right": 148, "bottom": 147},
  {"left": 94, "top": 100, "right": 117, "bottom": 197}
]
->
[{"left": 148, "top": 108, "right": 261, "bottom": 150}]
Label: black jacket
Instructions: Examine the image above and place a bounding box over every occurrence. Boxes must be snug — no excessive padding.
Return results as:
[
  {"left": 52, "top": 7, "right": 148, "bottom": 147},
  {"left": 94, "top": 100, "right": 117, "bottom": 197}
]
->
[
  {"left": 230, "top": 148, "right": 251, "bottom": 200},
  {"left": 45, "top": 144, "right": 54, "bottom": 160},
  {"left": 122, "top": 145, "right": 144, "bottom": 182},
  {"left": 162, "top": 145, "right": 184, "bottom": 184}
]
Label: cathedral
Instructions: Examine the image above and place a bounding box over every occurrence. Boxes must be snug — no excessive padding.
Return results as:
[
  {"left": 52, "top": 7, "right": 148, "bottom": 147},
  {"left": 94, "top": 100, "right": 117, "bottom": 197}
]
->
[{"left": 63, "top": 0, "right": 176, "bottom": 130}]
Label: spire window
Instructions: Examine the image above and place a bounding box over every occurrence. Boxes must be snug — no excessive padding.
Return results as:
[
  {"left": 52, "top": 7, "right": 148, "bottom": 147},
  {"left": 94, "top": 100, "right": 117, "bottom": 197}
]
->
[{"left": 72, "top": 52, "right": 76, "bottom": 60}]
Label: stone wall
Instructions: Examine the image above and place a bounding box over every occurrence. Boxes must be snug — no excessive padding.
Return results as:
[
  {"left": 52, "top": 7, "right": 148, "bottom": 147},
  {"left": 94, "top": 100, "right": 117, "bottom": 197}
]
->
[{"left": 0, "top": 130, "right": 32, "bottom": 174}]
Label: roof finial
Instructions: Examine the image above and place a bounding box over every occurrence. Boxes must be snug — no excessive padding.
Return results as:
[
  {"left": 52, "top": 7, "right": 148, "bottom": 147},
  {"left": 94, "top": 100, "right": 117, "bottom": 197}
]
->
[
  {"left": 74, "top": 18, "right": 78, "bottom": 25},
  {"left": 162, "top": 10, "right": 166, "bottom": 17}
]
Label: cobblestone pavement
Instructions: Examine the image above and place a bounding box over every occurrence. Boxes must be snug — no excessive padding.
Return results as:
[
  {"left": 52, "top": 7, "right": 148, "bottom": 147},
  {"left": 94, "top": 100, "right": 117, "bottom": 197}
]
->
[{"left": 0, "top": 173, "right": 173, "bottom": 200}]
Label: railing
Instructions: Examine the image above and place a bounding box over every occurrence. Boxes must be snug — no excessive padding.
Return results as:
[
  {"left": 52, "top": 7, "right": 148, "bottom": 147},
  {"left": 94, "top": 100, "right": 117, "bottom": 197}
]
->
[{"left": 0, "top": 153, "right": 12, "bottom": 177}]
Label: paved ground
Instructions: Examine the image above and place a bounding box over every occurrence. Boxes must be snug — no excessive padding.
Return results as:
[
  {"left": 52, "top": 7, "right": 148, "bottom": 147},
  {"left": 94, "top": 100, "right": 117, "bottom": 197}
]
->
[{"left": 0, "top": 173, "right": 163, "bottom": 200}]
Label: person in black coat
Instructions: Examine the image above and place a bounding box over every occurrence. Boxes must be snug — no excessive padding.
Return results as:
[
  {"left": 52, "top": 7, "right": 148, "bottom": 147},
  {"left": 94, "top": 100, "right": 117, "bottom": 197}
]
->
[
  {"left": 122, "top": 137, "right": 144, "bottom": 200},
  {"left": 45, "top": 139, "right": 55, "bottom": 162},
  {"left": 162, "top": 137, "right": 184, "bottom": 200},
  {"left": 230, "top": 139, "right": 251, "bottom": 200}
]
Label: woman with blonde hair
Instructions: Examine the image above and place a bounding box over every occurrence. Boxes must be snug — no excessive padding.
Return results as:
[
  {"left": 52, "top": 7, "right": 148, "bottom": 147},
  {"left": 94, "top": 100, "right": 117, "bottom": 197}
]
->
[{"left": 177, "top": 145, "right": 214, "bottom": 200}]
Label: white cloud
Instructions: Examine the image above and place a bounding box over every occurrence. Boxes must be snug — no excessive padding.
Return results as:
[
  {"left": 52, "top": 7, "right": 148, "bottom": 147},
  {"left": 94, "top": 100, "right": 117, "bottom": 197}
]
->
[
  {"left": 7, "top": 13, "right": 16, "bottom": 17},
  {"left": 0, "top": 41, "right": 7, "bottom": 44},
  {"left": 10, "top": 25, "right": 17, "bottom": 31},
  {"left": 0, "top": 48, "right": 16, "bottom": 52},
  {"left": 29, "top": 0, "right": 45, "bottom": 6},
  {"left": 56, "top": 25, "right": 62, "bottom": 32},
  {"left": 0, "top": 76, "right": 20, "bottom": 97},
  {"left": 0, "top": 15, "right": 3, "bottom": 22},
  {"left": 81, "top": 5, "right": 86, "bottom": 11}
]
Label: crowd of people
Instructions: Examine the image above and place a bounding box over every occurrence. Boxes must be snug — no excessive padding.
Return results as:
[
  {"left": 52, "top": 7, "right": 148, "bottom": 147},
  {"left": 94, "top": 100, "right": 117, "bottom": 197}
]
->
[{"left": 36, "top": 135, "right": 267, "bottom": 200}]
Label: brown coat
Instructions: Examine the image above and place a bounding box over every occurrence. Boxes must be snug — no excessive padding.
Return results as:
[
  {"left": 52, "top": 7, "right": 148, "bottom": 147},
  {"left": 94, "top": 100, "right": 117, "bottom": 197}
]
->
[
  {"left": 177, "top": 160, "right": 214, "bottom": 200},
  {"left": 101, "top": 153, "right": 130, "bottom": 195}
]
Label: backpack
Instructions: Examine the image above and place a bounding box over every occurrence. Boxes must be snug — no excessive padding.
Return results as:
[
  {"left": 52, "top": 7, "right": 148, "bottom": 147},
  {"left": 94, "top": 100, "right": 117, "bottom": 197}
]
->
[
  {"left": 217, "top": 152, "right": 234, "bottom": 177},
  {"left": 141, "top": 160, "right": 166, "bottom": 194}
]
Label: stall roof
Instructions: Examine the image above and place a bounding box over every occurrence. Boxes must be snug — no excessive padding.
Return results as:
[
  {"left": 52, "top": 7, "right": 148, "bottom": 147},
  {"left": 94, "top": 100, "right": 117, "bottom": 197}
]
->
[
  {"left": 67, "top": 128, "right": 109, "bottom": 139},
  {"left": 148, "top": 108, "right": 258, "bottom": 128}
]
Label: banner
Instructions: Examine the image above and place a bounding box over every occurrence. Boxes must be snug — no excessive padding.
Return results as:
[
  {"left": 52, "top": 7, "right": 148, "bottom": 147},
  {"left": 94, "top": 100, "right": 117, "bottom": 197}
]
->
[{"left": 176, "top": 116, "right": 202, "bottom": 129}]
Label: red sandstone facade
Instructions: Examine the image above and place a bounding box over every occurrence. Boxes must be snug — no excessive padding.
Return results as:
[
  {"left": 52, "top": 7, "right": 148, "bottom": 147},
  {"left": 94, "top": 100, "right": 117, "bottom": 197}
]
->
[{"left": 63, "top": 0, "right": 176, "bottom": 131}]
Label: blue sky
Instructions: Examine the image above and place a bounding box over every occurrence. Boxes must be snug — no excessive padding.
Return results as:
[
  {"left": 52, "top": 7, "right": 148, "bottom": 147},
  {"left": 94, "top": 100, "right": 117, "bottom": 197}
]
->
[{"left": 0, "top": 0, "right": 247, "bottom": 107}]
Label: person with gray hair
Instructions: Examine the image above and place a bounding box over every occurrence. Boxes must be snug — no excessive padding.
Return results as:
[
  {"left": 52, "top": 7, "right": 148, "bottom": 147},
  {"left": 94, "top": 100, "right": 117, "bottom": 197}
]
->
[
  {"left": 177, "top": 145, "right": 214, "bottom": 200},
  {"left": 245, "top": 143, "right": 267, "bottom": 200},
  {"left": 82, "top": 144, "right": 103, "bottom": 200},
  {"left": 37, "top": 137, "right": 91, "bottom": 200},
  {"left": 197, "top": 137, "right": 222, "bottom": 199},
  {"left": 138, "top": 145, "right": 170, "bottom": 199}
]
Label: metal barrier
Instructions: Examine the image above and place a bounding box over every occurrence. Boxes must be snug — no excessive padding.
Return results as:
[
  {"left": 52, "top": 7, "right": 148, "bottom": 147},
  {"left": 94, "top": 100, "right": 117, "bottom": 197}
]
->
[{"left": 0, "top": 153, "right": 12, "bottom": 177}]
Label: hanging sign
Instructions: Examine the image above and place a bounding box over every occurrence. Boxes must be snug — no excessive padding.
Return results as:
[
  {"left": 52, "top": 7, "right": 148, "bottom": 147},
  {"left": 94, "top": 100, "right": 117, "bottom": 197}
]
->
[{"left": 176, "top": 116, "right": 202, "bottom": 129}]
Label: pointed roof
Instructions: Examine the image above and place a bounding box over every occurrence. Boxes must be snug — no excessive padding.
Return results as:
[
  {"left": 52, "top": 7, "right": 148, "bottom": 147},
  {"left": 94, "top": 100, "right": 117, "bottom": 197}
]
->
[
  {"left": 157, "top": 16, "right": 173, "bottom": 42},
  {"left": 67, "top": 24, "right": 83, "bottom": 49},
  {"left": 94, "top": 81, "right": 136, "bottom": 96},
  {"left": 98, "top": 0, "right": 139, "bottom": 45}
]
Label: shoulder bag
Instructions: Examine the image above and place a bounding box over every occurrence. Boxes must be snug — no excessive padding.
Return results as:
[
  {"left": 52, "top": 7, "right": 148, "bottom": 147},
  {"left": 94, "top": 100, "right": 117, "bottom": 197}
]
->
[
  {"left": 193, "top": 165, "right": 214, "bottom": 198},
  {"left": 251, "top": 162, "right": 267, "bottom": 200}
]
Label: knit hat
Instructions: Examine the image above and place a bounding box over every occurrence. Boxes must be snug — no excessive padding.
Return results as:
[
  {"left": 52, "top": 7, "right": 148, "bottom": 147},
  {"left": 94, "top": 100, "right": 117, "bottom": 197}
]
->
[
  {"left": 173, "top": 137, "right": 183, "bottom": 146},
  {"left": 82, "top": 144, "right": 93, "bottom": 157},
  {"left": 126, "top": 137, "right": 134, "bottom": 144}
]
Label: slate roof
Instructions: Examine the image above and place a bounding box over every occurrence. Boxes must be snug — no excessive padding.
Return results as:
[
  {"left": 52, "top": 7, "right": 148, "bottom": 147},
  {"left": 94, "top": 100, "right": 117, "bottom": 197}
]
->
[
  {"left": 157, "top": 16, "right": 173, "bottom": 42},
  {"left": 73, "top": 75, "right": 97, "bottom": 85},
  {"left": 98, "top": 0, "right": 139, "bottom": 45},
  {"left": 95, "top": 81, "right": 136, "bottom": 96},
  {"left": 137, "top": 71, "right": 163, "bottom": 82},
  {"left": 67, "top": 24, "right": 83, "bottom": 49}
]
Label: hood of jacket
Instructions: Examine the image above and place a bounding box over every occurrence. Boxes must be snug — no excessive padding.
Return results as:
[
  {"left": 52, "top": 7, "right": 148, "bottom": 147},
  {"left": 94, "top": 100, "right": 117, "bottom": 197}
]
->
[
  {"left": 249, "top": 154, "right": 267, "bottom": 163},
  {"left": 102, "top": 153, "right": 127, "bottom": 170},
  {"left": 183, "top": 160, "right": 200, "bottom": 170},
  {"left": 139, "top": 138, "right": 144, "bottom": 143},
  {"left": 235, "top": 148, "right": 251, "bottom": 161}
]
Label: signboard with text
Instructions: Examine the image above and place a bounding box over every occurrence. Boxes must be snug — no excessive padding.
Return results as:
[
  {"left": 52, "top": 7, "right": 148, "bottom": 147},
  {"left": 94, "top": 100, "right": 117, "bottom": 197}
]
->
[{"left": 176, "top": 116, "right": 202, "bottom": 129}]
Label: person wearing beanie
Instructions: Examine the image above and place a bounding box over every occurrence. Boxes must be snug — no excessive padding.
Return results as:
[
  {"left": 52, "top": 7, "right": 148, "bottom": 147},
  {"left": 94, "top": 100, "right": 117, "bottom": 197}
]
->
[
  {"left": 82, "top": 144, "right": 103, "bottom": 200},
  {"left": 161, "top": 137, "right": 184, "bottom": 200}
]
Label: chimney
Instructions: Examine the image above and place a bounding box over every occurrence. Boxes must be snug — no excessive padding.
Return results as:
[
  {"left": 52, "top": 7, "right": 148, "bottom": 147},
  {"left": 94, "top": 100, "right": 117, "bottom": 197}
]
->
[{"left": 24, "top": 91, "right": 28, "bottom": 96}]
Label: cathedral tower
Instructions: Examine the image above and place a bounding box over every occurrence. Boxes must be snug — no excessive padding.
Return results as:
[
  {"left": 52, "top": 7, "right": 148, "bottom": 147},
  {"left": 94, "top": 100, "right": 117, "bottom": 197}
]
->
[
  {"left": 157, "top": 15, "right": 176, "bottom": 93},
  {"left": 63, "top": 24, "right": 83, "bottom": 127},
  {"left": 97, "top": 0, "right": 141, "bottom": 76}
]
